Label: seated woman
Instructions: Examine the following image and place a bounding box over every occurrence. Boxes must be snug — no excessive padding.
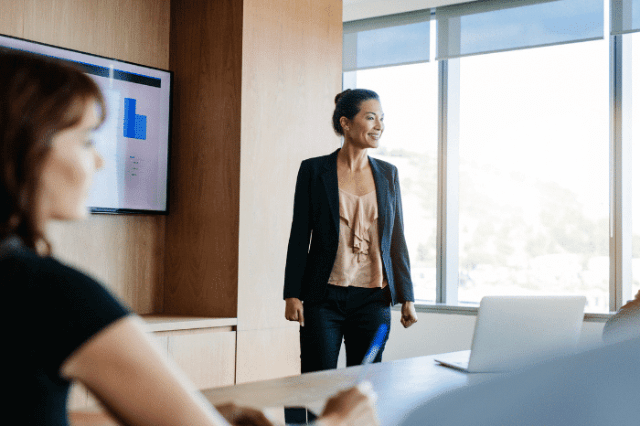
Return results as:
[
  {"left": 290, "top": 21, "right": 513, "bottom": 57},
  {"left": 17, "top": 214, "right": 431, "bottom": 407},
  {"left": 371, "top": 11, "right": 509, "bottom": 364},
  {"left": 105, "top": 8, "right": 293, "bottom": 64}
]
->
[
  {"left": 603, "top": 290, "right": 640, "bottom": 342},
  {"left": 1, "top": 49, "right": 378, "bottom": 426}
]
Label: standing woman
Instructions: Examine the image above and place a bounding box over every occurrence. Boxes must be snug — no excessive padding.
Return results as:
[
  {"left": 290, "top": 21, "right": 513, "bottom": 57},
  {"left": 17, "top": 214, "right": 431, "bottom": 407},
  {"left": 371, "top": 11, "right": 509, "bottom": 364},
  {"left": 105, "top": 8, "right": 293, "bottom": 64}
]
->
[
  {"left": 1, "top": 51, "right": 378, "bottom": 426},
  {"left": 284, "top": 89, "right": 418, "bottom": 373}
]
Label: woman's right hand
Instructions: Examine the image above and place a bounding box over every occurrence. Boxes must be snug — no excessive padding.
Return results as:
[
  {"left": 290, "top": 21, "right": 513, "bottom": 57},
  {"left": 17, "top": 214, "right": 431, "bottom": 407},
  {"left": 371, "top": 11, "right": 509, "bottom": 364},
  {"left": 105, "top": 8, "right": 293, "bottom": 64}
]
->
[
  {"left": 318, "top": 382, "right": 380, "bottom": 426},
  {"left": 284, "top": 298, "right": 304, "bottom": 326}
]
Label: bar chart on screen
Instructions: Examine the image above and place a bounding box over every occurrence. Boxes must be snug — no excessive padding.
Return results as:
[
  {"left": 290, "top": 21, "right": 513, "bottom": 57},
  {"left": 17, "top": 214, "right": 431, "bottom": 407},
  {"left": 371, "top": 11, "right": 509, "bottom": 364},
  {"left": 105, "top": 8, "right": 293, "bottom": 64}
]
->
[{"left": 123, "top": 97, "right": 147, "bottom": 140}]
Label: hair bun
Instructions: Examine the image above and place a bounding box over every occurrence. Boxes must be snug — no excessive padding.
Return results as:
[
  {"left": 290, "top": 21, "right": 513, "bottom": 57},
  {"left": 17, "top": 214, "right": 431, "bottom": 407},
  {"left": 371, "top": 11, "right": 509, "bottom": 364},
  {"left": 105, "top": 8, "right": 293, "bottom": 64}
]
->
[{"left": 334, "top": 89, "right": 352, "bottom": 105}]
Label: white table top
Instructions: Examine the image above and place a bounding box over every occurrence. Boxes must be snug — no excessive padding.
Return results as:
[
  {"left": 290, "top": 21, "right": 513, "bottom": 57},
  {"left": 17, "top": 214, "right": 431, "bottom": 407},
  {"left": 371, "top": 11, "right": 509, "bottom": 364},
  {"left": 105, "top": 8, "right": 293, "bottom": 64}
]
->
[{"left": 202, "top": 354, "right": 495, "bottom": 426}]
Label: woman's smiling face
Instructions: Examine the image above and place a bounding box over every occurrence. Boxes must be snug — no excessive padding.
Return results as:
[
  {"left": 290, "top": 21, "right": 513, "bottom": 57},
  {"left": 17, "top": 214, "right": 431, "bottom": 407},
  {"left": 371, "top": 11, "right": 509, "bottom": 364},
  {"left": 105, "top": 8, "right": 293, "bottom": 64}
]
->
[{"left": 342, "top": 99, "right": 384, "bottom": 149}]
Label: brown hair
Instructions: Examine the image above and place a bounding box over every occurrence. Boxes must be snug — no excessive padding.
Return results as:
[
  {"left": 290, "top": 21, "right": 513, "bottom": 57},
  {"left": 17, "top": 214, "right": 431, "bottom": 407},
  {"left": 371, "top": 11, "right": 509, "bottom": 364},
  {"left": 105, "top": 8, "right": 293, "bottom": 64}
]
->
[
  {"left": 332, "top": 88, "right": 380, "bottom": 136},
  {"left": 0, "top": 49, "right": 106, "bottom": 254}
]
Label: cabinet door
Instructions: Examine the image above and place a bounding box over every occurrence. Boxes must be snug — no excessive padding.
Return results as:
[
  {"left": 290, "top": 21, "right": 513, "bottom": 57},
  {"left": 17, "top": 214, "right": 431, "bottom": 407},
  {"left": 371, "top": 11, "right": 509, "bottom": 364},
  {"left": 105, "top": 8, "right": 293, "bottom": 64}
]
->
[{"left": 166, "top": 329, "right": 236, "bottom": 389}]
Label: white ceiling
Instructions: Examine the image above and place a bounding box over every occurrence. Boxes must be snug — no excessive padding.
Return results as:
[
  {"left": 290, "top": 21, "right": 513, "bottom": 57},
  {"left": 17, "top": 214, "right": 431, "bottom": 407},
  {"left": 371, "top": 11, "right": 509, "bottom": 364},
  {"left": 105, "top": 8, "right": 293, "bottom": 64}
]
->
[{"left": 343, "top": 0, "right": 479, "bottom": 21}]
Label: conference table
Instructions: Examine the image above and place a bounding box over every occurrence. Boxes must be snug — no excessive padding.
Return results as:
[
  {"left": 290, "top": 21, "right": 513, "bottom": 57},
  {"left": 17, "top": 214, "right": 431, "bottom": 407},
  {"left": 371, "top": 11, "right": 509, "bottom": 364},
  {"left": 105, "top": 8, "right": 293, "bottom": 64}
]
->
[
  {"left": 201, "top": 354, "right": 494, "bottom": 426},
  {"left": 70, "top": 354, "right": 495, "bottom": 426}
]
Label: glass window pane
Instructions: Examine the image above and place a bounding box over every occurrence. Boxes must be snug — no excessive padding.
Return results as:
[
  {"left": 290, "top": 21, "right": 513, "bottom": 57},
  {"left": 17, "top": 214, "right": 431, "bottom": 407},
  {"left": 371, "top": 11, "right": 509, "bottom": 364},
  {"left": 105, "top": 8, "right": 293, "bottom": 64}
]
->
[
  {"left": 344, "top": 21, "right": 431, "bottom": 71},
  {"left": 346, "top": 62, "right": 438, "bottom": 301},
  {"left": 630, "top": 33, "right": 640, "bottom": 299},
  {"left": 343, "top": 10, "right": 431, "bottom": 72},
  {"left": 611, "top": 0, "right": 640, "bottom": 35},
  {"left": 436, "top": 0, "right": 604, "bottom": 60},
  {"left": 458, "top": 40, "right": 609, "bottom": 312}
]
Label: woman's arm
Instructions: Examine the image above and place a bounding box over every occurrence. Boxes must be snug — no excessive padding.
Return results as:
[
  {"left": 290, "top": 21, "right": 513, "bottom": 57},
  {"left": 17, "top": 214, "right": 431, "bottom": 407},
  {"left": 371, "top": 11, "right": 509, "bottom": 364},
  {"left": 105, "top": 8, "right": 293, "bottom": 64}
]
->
[
  {"left": 284, "top": 161, "right": 313, "bottom": 315},
  {"left": 389, "top": 168, "right": 418, "bottom": 328},
  {"left": 61, "top": 315, "right": 379, "bottom": 426},
  {"left": 60, "top": 315, "right": 234, "bottom": 426}
]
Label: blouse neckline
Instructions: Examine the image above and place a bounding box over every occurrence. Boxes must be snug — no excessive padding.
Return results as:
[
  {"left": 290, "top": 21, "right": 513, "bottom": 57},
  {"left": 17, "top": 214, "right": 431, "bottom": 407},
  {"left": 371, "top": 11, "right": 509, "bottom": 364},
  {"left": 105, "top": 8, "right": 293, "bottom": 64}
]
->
[{"left": 338, "top": 187, "right": 376, "bottom": 198}]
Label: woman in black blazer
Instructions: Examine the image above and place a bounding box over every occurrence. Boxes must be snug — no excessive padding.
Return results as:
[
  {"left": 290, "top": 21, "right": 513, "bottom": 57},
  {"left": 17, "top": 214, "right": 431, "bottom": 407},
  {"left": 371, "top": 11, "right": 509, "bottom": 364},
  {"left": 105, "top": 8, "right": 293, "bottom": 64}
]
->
[{"left": 284, "top": 89, "right": 418, "bottom": 373}]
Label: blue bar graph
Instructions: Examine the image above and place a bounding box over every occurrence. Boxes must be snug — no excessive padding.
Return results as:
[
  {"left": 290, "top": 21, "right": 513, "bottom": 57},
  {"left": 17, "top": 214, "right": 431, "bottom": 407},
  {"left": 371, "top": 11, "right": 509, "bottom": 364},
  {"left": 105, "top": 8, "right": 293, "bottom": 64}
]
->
[{"left": 123, "top": 98, "right": 147, "bottom": 140}]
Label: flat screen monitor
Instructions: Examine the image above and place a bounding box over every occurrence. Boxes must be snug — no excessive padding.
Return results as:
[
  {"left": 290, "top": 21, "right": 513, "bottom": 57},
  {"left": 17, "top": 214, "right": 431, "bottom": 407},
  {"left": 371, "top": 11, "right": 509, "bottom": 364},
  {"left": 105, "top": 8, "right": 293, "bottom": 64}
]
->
[{"left": 0, "top": 33, "right": 173, "bottom": 214}]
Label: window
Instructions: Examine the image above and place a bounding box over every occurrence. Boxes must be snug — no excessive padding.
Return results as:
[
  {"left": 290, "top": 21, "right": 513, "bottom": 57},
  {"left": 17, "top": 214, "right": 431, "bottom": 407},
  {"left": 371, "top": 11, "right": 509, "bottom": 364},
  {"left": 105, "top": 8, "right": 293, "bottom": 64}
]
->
[
  {"left": 345, "top": 62, "right": 439, "bottom": 301},
  {"left": 343, "top": 0, "right": 637, "bottom": 312},
  {"left": 458, "top": 41, "right": 609, "bottom": 311},
  {"left": 630, "top": 33, "right": 640, "bottom": 299}
]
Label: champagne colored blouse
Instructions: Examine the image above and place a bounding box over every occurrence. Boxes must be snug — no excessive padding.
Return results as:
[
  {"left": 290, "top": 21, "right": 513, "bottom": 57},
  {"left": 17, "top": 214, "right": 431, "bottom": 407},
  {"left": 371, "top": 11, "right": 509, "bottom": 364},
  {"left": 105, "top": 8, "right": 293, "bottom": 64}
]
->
[{"left": 327, "top": 188, "right": 387, "bottom": 289}]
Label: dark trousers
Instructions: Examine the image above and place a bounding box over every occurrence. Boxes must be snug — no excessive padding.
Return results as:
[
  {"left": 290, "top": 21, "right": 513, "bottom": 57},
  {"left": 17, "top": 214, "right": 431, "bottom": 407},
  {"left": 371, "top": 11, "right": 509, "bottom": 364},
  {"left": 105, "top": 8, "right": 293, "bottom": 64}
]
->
[{"left": 300, "top": 284, "right": 391, "bottom": 373}]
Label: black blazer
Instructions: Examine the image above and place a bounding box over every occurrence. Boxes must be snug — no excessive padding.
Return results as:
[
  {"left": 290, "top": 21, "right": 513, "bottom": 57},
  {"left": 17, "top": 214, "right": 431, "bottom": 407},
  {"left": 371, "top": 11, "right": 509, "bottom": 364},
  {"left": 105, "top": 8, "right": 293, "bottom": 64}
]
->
[{"left": 283, "top": 148, "right": 414, "bottom": 305}]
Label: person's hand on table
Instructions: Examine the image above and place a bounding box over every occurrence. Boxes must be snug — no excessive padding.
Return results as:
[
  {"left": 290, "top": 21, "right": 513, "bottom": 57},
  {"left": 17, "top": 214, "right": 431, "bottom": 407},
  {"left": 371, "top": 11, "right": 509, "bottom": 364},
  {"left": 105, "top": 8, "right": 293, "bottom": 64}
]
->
[
  {"left": 214, "top": 383, "right": 378, "bottom": 426},
  {"left": 215, "top": 403, "right": 274, "bottom": 426},
  {"left": 317, "top": 382, "right": 380, "bottom": 426},
  {"left": 285, "top": 297, "right": 305, "bottom": 326},
  {"left": 400, "top": 301, "right": 418, "bottom": 328}
]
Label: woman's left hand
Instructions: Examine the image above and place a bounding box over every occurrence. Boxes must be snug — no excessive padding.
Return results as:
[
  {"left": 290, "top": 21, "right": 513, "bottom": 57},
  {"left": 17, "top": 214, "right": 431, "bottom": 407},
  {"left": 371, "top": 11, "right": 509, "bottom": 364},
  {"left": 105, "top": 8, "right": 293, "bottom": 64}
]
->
[{"left": 400, "top": 302, "right": 418, "bottom": 328}]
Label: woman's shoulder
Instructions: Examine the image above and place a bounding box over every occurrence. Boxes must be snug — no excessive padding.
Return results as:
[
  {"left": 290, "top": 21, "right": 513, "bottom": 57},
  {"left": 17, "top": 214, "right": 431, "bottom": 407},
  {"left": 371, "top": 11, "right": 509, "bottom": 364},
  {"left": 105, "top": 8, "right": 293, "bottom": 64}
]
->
[
  {"left": 369, "top": 156, "right": 399, "bottom": 183},
  {"left": 1, "top": 236, "right": 112, "bottom": 299},
  {"left": 369, "top": 155, "right": 398, "bottom": 172},
  {"left": 301, "top": 149, "right": 341, "bottom": 167},
  {"left": 0, "top": 237, "right": 45, "bottom": 275},
  {"left": 1, "top": 238, "right": 84, "bottom": 280}
]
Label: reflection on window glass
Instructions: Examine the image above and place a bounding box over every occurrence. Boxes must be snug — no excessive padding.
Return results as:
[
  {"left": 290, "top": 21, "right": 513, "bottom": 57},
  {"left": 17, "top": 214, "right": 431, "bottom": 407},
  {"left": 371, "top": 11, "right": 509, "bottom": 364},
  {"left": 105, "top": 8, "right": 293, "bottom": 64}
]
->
[
  {"left": 631, "top": 34, "right": 640, "bottom": 300},
  {"left": 458, "top": 40, "right": 609, "bottom": 312},
  {"left": 345, "top": 63, "right": 438, "bottom": 301}
]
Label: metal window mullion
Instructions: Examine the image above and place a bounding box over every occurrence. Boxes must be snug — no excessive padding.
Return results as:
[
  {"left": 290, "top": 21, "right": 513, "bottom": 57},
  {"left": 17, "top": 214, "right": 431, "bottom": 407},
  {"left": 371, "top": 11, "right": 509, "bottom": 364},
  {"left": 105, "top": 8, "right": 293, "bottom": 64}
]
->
[
  {"left": 610, "top": 34, "right": 633, "bottom": 312},
  {"left": 436, "top": 56, "right": 460, "bottom": 305}
]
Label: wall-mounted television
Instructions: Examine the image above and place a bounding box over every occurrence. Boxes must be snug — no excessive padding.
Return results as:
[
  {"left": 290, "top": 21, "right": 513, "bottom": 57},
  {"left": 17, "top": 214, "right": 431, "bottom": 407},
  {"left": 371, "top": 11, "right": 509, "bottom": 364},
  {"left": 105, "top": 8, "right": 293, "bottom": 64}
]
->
[{"left": 0, "top": 33, "right": 173, "bottom": 214}]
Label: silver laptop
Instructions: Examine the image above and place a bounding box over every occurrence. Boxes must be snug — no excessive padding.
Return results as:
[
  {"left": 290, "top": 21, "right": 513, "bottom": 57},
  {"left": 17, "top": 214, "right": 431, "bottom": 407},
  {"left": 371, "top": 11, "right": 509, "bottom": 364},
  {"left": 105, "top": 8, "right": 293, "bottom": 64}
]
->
[{"left": 434, "top": 295, "right": 586, "bottom": 373}]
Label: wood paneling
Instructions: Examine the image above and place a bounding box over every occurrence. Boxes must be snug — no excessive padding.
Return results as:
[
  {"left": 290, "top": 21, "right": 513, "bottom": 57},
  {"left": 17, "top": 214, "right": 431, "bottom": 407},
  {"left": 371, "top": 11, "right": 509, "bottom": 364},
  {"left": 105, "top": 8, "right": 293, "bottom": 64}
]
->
[
  {"left": 236, "top": 328, "right": 301, "bottom": 384},
  {"left": 164, "top": 0, "right": 243, "bottom": 317},
  {"left": 1, "top": 0, "right": 171, "bottom": 314},
  {"left": 235, "top": 0, "right": 342, "bottom": 382},
  {"left": 161, "top": 329, "right": 237, "bottom": 389},
  {"left": 22, "top": 0, "right": 170, "bottom": 68},
  {"left": 237, "top": 0, "right": 342, "bottom": 333},
  {"left": 49, "top": 216, "right": 165, "bottom": 314},
  {"left": 0, "top": 1, "right": 25, "bottom": 37}
]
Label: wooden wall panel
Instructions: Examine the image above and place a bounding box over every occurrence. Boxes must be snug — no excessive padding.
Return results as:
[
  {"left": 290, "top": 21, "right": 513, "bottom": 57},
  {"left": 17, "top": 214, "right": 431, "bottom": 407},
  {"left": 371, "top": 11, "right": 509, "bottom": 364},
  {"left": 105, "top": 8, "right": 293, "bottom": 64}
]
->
[
  {"left": 164, "top": 329, "right": 237, "bottom": 389},
  {"left": 22, "top": 0, "right": 170, "bottom": 67},
  {"left": 48, "top": 216, "right": 165, "bottom": 313},
  {"left": 237, "top": 0, "right": 342, "bottom": 331},
  {"left": 0, "top": 1, "right": 25, "bottom": 37},
  {"left": 236, "top": 0, "right": 342, "bottom": 381},
  {"left": 236, "top": 328, "right": 300, "bottom": 384},
  {"left": 1, "top": 0, "right": 171, "bottom": 314},
  {"left": 165, "top": 0, "right": 242, "bottom": 317}
]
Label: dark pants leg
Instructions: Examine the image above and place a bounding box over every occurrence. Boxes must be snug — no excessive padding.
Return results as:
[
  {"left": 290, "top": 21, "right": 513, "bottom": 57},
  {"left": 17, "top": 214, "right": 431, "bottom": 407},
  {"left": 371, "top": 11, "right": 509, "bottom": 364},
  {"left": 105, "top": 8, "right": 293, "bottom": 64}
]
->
[
  {"left": 300, "top": 297, "right": 346, "bottom": 373},
  {"left": 300, "top": 285, "right": 391, "bottom": 373},
  {"left": 343, "top": 286, "right": 391, "bottom": 367}
]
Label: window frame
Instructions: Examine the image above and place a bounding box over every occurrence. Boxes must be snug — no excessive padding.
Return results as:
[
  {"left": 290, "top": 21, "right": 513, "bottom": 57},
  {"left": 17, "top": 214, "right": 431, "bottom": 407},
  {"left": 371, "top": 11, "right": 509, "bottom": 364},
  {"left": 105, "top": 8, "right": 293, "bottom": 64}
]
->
[{"left": 345, "top": 2, "right": 636, "bottom": 318}]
